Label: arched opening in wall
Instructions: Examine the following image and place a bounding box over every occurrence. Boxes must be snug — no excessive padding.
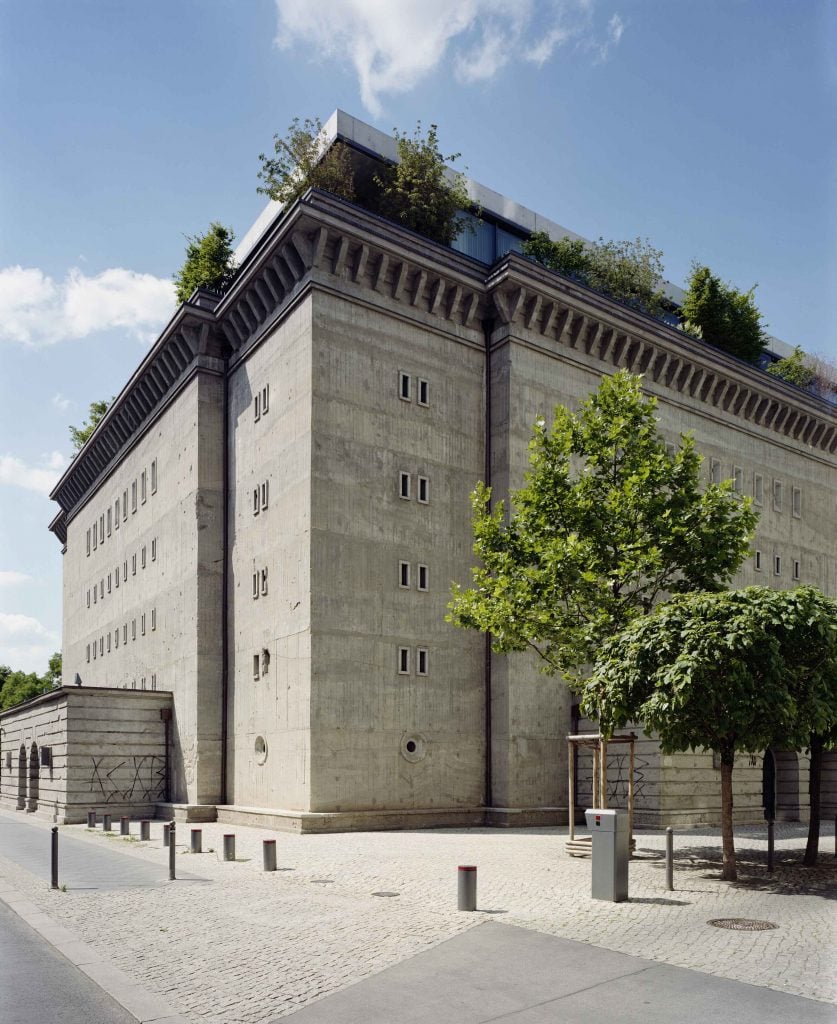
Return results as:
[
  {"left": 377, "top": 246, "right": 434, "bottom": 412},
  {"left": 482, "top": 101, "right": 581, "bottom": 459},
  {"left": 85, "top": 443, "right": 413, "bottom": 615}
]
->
[
  {"left": 773, "top": 749, "right": 800, "bottom": 822},
  {"left": 16, "top": 746, "right": 26, "bottom": 810},
  {"left": 27, "top": 742, "right": 39, "bottom": 812}
]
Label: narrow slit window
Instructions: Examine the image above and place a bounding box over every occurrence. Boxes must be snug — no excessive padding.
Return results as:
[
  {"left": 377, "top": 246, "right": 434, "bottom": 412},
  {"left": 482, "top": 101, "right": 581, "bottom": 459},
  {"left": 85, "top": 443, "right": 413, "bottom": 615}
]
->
[
  {"left": 114, "top": 498, "right": 120, "bottom": 530},
  {"left": 753, "top": 474, "right": 763, "bottom": 505},
  {"left": 100, "top": 579, "right": 104, "bottom": 598},
  {"left": 132, "top": 619, "right": 136, "bottom": 640},
  {"left": 132, "top": 553, "right": 137, "bottom": 575},
  {"left": 93, "top": 587, "right": 97, "bottom": 604},
  {"left": 107, "top": 508, "right": 112, "bottom": 535},
  {"left": 93, "top": 643, "right": 96, "bottom": 660},
  {"left": 151, "top": 538, "right": 157, "bottom": 561},
  {"left": 131, "top": 480, "right": 137, "bottom": 513},
  {"left": 141, "top": 470, "right": 147, "bottom": 504},
  {"left": 399, "top": 472, "right": 411, "bottom": 500},
  {"left": 252, "top": 571, "right": 259, "bottom": 600},
  {"left": 107, "top": 572, "right": 112, "bottom": 593},
  {"left": 253, "top": 654, "right": 260, "bottom": 680},
  {"left": 107, "top": 633, "right": 111, "bottom": 653},
  {"left": 418, "top": 378, "right": 429, "bottom": 406},
  {"left": 122, "top": 560, "right": 127, "bottom": 582},
  {"left": 141, "top": 545, "right": 146, "bottom": 569},
  {"left": 123, "top": 489, "right": 128, "bottom": 521},
  {"left": 793, "top": 559, "right": 800, "bottom": 581},
  {"left": 792, "top": 487, "right": 802, "bottom": 518},
  {"left": 151, "top": 459, "right": 157, "bottom": 494},
  {"left": 141, "top": 613, "right": 146, "bottom": 636},
  {"left": 151, "top": 608, "right": 156, "bottom": 631},
  {"left": 151, "top": 674, "right": 156, "bottom": 691},
  {"left": 87, "top": 589, "right": 91, "bottom": 608},
  {"left": 141, "top": 677, "right": 146, "bottom": 691},
  {"left": 262, "top": 384, "right": 269, "bottom": 414},
  {"left": 261, "top": 568, "right": 268, "bottom": 596},
  {"left": 114, "top": 565, "right": 119, "bottom": 588},
  {"left": 93, "top": 521, "right": 98, "bottom": 549},
  {"left": 123, "top": 623, "right": 128, "bottom": 644},
  {"left": 754, "top": 550, "right": 762, "bottom": 572},
  {"left": 398, "top": 647, "right": 410, "bottom": 675},
  {"left": 254, "top": 392, "right": 261, "bottom": 422},
  {"left": 99, "top": 637, "right": 103, "bottom": 656},
  {"left": 774, "top": 555, "right": 782, "bottom": 576},
  {"left": 261, "top": 481, "right": 269, "bottom": 510},
  {"left": 709, "top": 458, "right": 722, "bottom": 485},
  {"left": 399, "top": 372, "right": 411, "bottom": 401},
  {"left": 115, "top": 629, "right": 119, "bottom": 649},
  {"left": 253, "top": 487, "right": 260, "bottom": 516},
  {"left": 86, "top": 644, "right": 90, "bottom": 663},
  {"left": 399, "top": 561, "right": 411, "bottom": 588},
  {"left": 418, "top": 476, "right": 429, "bottom": 503},
  {"left": 87, "top": 529, "right": 91, "bottom": 556},
  {"left": 418, "top": 564, "right": 428, "bottom": 591},
  {"left": 733, "top": 466, "right": 743, "bottom": 493},
  {"left": 773, "top": 480, "right": 782, "bottom": 512},
  {"left": 100, "top": 514, "right": 105, "bottom": 541},
  {"left": 417, "top": 647, "right": 428, "bottom": 676}
]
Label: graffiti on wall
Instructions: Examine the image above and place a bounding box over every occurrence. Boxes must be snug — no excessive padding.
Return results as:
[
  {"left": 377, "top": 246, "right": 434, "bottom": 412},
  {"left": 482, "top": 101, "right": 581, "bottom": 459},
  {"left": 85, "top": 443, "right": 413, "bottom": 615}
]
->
[{"left": 88, "top": 755, "right": 166, "bottom": 803}]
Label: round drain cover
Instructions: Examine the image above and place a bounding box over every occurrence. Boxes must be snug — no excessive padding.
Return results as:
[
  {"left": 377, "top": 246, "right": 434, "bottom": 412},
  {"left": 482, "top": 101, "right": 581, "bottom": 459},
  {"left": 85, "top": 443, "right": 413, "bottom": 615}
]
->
[
  {"left": 707, "top": 918, "right": 778, "bottom": 931},
  {"left": 372, "top": 891, "right": 400, "bottom": 898}
]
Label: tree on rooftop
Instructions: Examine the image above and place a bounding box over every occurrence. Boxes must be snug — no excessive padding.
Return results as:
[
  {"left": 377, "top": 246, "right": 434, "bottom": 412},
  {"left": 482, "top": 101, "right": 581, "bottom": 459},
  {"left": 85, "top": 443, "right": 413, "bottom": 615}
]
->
[
  {"left": 680, "top": 263, "right": 767, "bottom": 364},
  {"left": 69, "top": 398, "right": 112, "bottom": 453},
  {"left": 448, "top": 371, "right": 757, "bottom": 683},
  {"left": 766, "top": 345, "right": 817, "bottom": 390},
  {"left": 257, "top": 116, "right": 356, "bottom": 207},
  {"left": 173, "top": 222, "right": 237, "bottom": 304}
]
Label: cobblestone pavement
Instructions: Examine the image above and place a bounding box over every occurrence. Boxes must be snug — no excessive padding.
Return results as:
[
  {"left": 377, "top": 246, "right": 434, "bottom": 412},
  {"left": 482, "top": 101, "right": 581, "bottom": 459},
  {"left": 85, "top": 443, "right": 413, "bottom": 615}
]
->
[{"left": 0, "top": 813, "right": 834, "bottom": 1023}]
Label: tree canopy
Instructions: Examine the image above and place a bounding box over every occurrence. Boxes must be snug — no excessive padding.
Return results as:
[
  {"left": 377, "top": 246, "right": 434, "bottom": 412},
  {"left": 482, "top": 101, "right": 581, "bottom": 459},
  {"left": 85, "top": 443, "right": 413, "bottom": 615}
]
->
[
  {"left": 448, "top": 371, "right": 757, "bottom": 682},
  {"left": 0, "top": 653, "right": 60, "bottom": 711},
  {"left": 680, "top": 263, "right": 767, "bottom": 364},
  {"left": 257, "top": 116, "right": 356, "bottom": 207},
  {"left": 173, "top": 222, "right": 237, "bottom": 304},
  {"left": 69, "top": 399, "right": 111, "bottom": 453},
  {"left": 766, "top": 345, "right": 817, "bottom": 390}
]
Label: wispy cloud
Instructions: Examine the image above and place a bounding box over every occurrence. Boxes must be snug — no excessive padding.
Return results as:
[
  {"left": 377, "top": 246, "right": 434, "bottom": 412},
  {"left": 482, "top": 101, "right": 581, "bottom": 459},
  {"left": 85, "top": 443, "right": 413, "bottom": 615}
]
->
[
  {"left": 273, "top": 0, "right": 625, "bottom": 115},
  {"left": 0, "top": 571, "right": 30, "bottom": 587},
  {"left": 0, "top": 451, "right": 68, "bottom": 496},
  {"left": 0, "top": 265, "right": 175, "bottom": 348},
  {"left": 0, "top": 613, "right": 59, "bottom": 674},
  {"left": 51, "top": 393, "right": 73, "bottom": 412}
]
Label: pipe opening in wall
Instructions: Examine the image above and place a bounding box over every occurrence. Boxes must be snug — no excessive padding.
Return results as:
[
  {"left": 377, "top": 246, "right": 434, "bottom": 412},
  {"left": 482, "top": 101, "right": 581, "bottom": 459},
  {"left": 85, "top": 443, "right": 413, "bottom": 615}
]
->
[
  {"left": 406, "top": 740, "right": 417, "bottom": 753},
  {"left": 255, "top": 736, "right": 268, "bottom": 765},
  {"left": 400, "top": 733, "right": 427, "bottom": 763}
]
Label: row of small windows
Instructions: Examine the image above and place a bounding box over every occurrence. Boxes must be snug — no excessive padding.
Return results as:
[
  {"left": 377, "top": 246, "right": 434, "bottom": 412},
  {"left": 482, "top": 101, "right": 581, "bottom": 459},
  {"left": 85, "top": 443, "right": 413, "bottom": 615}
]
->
[
  {"left": 86, "top": 460, "right": 158, "bottom": 556},
  {"left": 399, "top": 561, "right": 429, "bottom": 591},
  {"left": 754, "top": 549, "right": 801, "bottom": 580},
  {"left": 86, "top": 608, "right": 156, "bottom": 661},
  {"left": 252, "top": 568, "right": 269, "bottom": 599},
  {"left": 398, "top": 646, "right": 429, "bottom": 676},
  {"left": 86, "top": 539, "right": 157, "bottom": 608},
  {"left": 254, "top": 384, "right": 270, "bottom": 421},
  {"left": 399, "top": 372, "right": 430, "bottom": 407},
  {"left": 400, "top": 473, "right": 430, "bottom": 503},
  {"left": 708, "top": 460, "right": 801, "bottom": 517},
  {"left": 121, "top": 674, "right": 158, "bottom": 691},
  {"left": 252, "top": 481, "right": 269, "bottom": 516}
]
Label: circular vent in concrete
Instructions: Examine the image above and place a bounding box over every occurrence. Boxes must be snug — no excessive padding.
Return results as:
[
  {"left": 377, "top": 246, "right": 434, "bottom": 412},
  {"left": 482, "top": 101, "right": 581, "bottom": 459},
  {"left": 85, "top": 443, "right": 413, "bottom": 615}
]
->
[
  {"left": 400, "top": 733, "right": 427, "bottom": 763},
  {"left": 254, "top": 735, "right": 268, "bottom": 765}
]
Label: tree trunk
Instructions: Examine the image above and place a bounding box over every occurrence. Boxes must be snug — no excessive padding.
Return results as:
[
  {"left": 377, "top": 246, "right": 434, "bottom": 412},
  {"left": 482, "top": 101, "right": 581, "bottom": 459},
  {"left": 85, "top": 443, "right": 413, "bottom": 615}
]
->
[
  {"left": 803, "top": 733, "right": 823, "bottom": 867},
  {"left": 720, "top": 751, "right": 737, "bottom": 882}
]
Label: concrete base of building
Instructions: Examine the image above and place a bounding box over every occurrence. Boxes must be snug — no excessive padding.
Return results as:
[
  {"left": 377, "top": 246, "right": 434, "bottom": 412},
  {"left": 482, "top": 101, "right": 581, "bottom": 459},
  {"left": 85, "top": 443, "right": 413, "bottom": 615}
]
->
[
  {"left": 215, "top": 804, "right": 488, "bottom": 833},
  {"left": 155, "top": 802, "right": 219, "bottom": 823},
  {"left": 484, "top": 806, "right": 568, "bottom": 828}
]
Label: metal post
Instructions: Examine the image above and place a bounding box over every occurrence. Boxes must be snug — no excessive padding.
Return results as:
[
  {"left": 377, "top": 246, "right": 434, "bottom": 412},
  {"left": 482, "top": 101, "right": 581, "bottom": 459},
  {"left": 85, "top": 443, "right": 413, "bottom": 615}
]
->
[
  {"left": 834, "top": 815, "right": 836, "bottom": 858},
  {"left": 263, "top": 839, "right": 277, "bottom": 872},
  {"left": 767, "top": 818, "right": 774, "bottom": 874},
  {"left": 168, "top": 820, "right": 176, "bottom": 881},
  {"left": 140, "top": 820, "right": 151, "bottom": 841},
  {"left": 163, "top": 823, "right": 171, "bottom": 847},
  {"left": 458, "top": 865, "right": 477, "bottom": 911},
  {"left": 87, "top": 810, "right": 96, "bottom": 829},
  {"left": 51, "top": 827, "right": 58, "bottom": 890},
  {"left": 102, "top": 813, "right": 111, "bottom": 832},
  {"left": 223, "top": 834, "right": 236, "bottom": 862},
  {"left": 191, "top": 828, "right": 202, "bottom": 854},
  {"left": 567, "top": 742, "right": 575, "bottom": 841},
  {"left": 120, "top": 816, "right": 130, "bottom": 836},
  {"left": 665, "top": 827, "right": 674, "bottom": 891}
]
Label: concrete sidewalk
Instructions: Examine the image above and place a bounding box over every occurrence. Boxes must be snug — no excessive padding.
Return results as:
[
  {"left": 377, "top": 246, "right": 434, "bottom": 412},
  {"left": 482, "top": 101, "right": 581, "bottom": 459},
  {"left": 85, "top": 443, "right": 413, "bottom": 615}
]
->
[{"left": 285, "top": 922, "right": 837, "bottom": 1024}]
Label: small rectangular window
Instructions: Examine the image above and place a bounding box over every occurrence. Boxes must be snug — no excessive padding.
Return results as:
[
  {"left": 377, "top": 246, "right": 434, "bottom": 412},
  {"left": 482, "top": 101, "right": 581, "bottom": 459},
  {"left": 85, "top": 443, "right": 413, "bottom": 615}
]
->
[
  {"left": 151, "top": 459, "right": 157, "bottom": 494},
  {"left": 252, "top": 571, "right": 259, "bottom": 600},
  {"left": 122, "top": 560, "right": 127, "bottom": 582},
  {"left": 141, "top": 470, "right": 147, "bottom": 504},
  {"left": 399, "top": 561, "right": 411, "bottom": 588},
  {"left": 132, "top": 553, "right": 137, "bottom": 575},
  {"left": 100, "top": 579, "right": 104, "bottom": 598},
  {"left": 261, "top": 481, "right": 269, "bottom": 511},
  {"left": 107, "top": 508, "right": 112, "bottom": 536},
  {"left": 417, "top": 647, "right": 428, "bottom": 676},
  {"left": 123, "top": 623, "right": 128, "bottom": 644},
  {"left": 418, "top": 476, "right": 429, "bottom": 503},
  {"left": 793, "top": 559, "right": 800, "bottom": 581},
  {"left": 86, "top": 644, "right": 90, "bottom": 663},
  {"left": 140, "top": 676, "right": 146, "bottom": 691},
  {"left": 262, "top": 384, "right": 269, "bottom": 414},
  {"left": 93, "top": 586, "right": 97, "bottom": 605},
  {"left": 773, "top": 480, "right": 782, "bottom": 512},
  {"left": 254, "top": 392, "right": 261, "bottom": 422},
  {"left": 141, "top": 613, "right": 146, "bottom": 636},
  {"left": 709, "top": 458, "right": 722, "bottom": 485},
  {"left": 151, "top": 673, "right": 156, "bottom": 691},
  {"left": 123, "top": 489, "right": 128, "bottom": 521},
  {"left": 399, "top": 472, "right": 411, "bottom": 500},
  {"left": 754, "top": 550, "right": 762, "bottom": 572},
  {"left": 107, "top": 632, "right": 111, "bottom": 653},
  {"left": 115, "top": 498, "right": 120, "bottom": 529},
  {"left": 774, "top": 555, "right": 782, "bottom": 576},
  {"left": 253, "top": 487, "right": 260, "bottom": 516},
  {"left": 114, "top": 565, "right": 119, "bottom": 588},
  {"left": 87, "top": 589, "right": 90, "bottom": 608},
  {"left": 132, "top": 618, "right": 136, "bottom": 640},
  {"left": 418, "top": 564, "right": 428, "bottom": 591},
  {"left": 151, "top": 538, "right": 156, "bottom": 561},
  {"left": 253, "top": 654, "right": 260, "bottom": 680},
  {"left": 99, "top": 636, "right": 103, "bottom": 656},
  {"left": 261, "top": 567, "right": 268, "bottom": 596},
  {"left": 87, "top": 529, "right": 91, "bottom": 556},
  {"left": 399, "top": 372, "right": 411, "bottom": 401},
  {"left": 151, "top": 608, "right": 156, "bottom": 631},
  {"left": 93, "top": 642, "right": 96, "bottom": 660},
  {"left": 418, "top": 379, "right": 429, "bottom": 407},
  {"left": 733, "top": 466, "right": 743, "bottom": 493},
  {"left": 100, "top": 513, "right": 105, "bottom": 541},
  {"left": 792, "top": 487, "right": 802, "bottom": 518},
  {"left": 131, "top": 480, "right": 137, "bottom": 513},
  {"left": 114, "top": 629, "right": 119, "bottom": 649},
  {"left": 107, "top": 572, "right": 112, "bottom": 593},
  {"left": 93, "top": 521, "right": 98, "bottom": 549},
  {"left": 131, "top": 678, "right": 136, "bottom": 690},
  {"left": 398, "top": 647, "right": 410, "bottom": 675},
  {"left": 141, "top": 545, "right": 146, "bottom": 569}
]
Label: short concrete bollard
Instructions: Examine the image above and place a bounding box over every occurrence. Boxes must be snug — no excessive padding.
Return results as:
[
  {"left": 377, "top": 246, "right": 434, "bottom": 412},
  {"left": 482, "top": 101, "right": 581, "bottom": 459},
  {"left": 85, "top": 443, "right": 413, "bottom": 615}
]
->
[
  {"left": 168, "top": 820, "right": 176, "bottom": 881},
  {"left": 51, "top": 827, "right": 59, "bottom": 890},
  {"left": 87, "top": 810, "right": 96, "bottom": 829},
  {"left": 665, "top": 827, "right": 674, "bottom": 891},
  {"left": 163, "top": 823, "right": 171, "bottom": 847},
  {"left": 223, "top": 834, "right": 236, "bottom": 862},
  {"left": 191, "top": 828, "right": 202, "bottom": 854},
  {"left": 767, "top": 818, "right": 775, "bottom": 874},
  {"left": 140, "top": 820, "right": 151, "bottom": 841},
  {"left": 458, "top": 865, "right": 477, "bottom": 911},
  {"left": 263, "top": 839, "right": 277, "bottom": 872},
  {"left": 102, "top": 813, "right": 112, "bottom": 832},
  {"left": 120, "top": 816, "right": 130, "bottom": 836}
]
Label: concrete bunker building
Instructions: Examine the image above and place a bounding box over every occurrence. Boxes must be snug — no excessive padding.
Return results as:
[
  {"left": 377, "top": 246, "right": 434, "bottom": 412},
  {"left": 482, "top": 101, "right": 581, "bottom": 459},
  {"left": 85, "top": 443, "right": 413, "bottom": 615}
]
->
[{"left": 3, "top": 111, "right": 836, "bottom": 829}]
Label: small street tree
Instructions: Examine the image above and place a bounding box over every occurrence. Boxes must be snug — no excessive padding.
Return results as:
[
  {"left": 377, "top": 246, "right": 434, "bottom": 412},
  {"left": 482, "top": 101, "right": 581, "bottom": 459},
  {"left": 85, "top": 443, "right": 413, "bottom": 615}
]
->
[
  {"left": 681, "top": 263, "right": 766, "bottom": 364},
  {"left": 69, "top": 398, "right": 111, "bottom": 453},
  {"left": 448, "top": 371, "right": 757, "bottom": 681},
  {"left": 581, "top": 587, "right": 837, "bottom": 881},
  {"left": 173, "top": 222, "right": 237, "bottom": 304},
  {"left": 257, "top": 116, "right": 356, "bottom": 206}
]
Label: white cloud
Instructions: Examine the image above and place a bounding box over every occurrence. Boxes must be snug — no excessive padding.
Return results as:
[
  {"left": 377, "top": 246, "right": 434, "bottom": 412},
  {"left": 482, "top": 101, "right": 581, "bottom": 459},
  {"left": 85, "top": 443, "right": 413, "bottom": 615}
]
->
[
  {"left": 0, "top": 612, "right": 54, "bottom": 639},
  {"left": 0, "top": 615, "right": 60, "bottom": 674},
  {"left": 0, "top": 451, "right": 68, "bottom": 496},
  {"left": 0, "top": 571, "right": 30, "bottom": 587},
  {"left": 51, "top": 393, "right": 73, "bottom": 412},
  {"left": 273, "top": 0, "right": 624, "bottom": 115},
  {"left": 0, "top": 265, "right": 176, "bottom": 348}
]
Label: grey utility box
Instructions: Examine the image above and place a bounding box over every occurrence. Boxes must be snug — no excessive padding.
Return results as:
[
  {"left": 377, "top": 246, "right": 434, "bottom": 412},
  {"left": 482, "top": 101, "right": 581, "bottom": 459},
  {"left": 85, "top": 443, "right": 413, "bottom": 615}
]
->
[{"left": 585, "top": 808, "right": 629, "bottom": 902}]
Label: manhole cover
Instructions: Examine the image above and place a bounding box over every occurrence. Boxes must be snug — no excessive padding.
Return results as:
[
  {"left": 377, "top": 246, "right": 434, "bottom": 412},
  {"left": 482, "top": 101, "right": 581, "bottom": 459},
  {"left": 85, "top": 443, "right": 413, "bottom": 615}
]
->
[
  {"left": 372, "top": 891, "right": 400, "bottom": 898},
  {"left": 707, "top": 918, "right": 778, "bottom": 931}
]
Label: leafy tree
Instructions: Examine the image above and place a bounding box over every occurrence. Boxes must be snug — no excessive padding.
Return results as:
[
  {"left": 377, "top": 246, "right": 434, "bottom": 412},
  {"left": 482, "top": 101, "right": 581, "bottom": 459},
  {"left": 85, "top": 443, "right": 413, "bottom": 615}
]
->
[
  {"left": 374, "top": 122, "right": 472, "bottom": 246},
  {"left": 173, "top": 222, "right": 237, "bottom": 304},
  {"left": 257, "top": 116, "right": 356, "bottom": 206},
  {"left": 680, "top": 264, "right": 767, "bottom": 364},
  {"left": 766, "top": 345, "right": 817, "bottom": 390},
  {"left": 0, "top": 669, "right": 51, "bottom": 710},
  {"left": 523, "top": 232, "right": 668, "bottom": 319},
  {"left": 69, "top": 398, "right": 111, "bottom": 453},
  {"left": 44, "top": 651, "right": 62, "bottom": 687},
  {"left": 448, "top": 371, "right": 757, "bottom": 682},
  {"left": 581, "top": 587, "right": 837, "bottom": 881}
]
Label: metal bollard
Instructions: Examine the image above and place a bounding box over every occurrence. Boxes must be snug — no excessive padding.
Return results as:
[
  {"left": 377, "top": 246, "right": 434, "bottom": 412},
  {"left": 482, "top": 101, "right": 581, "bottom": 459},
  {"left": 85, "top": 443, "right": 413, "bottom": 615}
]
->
[
  {"left": 767, "top": 818, "right": 774, "bottom": 874},
  {"left": 665, "top": 827, "right": 674, "bottom": 891},
  {"left": 168, "top": 820, "right": 176, "bottom": 881},
  {"left": 140, "top": 820, "right": 151, "bottom": 841},
  {"left": 51, "top": 827, "right": 59, "bottom": 890},
  {"left": 102, "top": 813, "right": 112, "bottom": 832},
  {"left": 87, "top": 810, "right": 96, "bottom": 829},
  {"left": 191, "top": 828, "right": 202, "bottom": 854},
  {"left": 458, "top": 865, "right": 477, "bottom": 911},
  {"left": 223, "top": 834, "right": 236, "bottom": 862},
  {"left": 263, "top": 839, "right": 277, "bottom": 872},
  {"left": 120, "top": 816, "right": 130, "bottom": 836},
  {"left": 163, "top": 823, "right": 171, "bottom": 847},
  {"left": 834, "top": 815, "right": 836, "bottom": 858}
]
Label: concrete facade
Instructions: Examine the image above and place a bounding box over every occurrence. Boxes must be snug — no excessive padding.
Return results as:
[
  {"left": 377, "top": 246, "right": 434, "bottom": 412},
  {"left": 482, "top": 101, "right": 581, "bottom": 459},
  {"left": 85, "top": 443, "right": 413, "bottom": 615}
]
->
[{"left": 39, "top": 115, "right": 836, "bottom": 832}]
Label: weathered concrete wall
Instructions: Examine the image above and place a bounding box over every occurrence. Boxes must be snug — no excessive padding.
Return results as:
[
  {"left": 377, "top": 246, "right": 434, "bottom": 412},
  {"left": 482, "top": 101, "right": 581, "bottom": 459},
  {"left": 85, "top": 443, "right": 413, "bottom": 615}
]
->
[{"left": 0, "top": 687, "right": 172, "bottom": 823}]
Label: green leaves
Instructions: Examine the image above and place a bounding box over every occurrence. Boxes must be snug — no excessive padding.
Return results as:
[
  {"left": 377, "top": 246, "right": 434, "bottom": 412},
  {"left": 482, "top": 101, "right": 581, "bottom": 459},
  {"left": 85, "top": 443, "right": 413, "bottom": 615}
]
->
[
  {"left": 680, "top": 264, "right": 767, "bottom": 364},
  {"left": 173, "top": 222, "right": 237, "bottom": 305},
  {"left": 69, "top": 398, "right": 112, "bottom": 453},
  {"left": 257, "top": 117, "right": 356, "bottom": 207}
]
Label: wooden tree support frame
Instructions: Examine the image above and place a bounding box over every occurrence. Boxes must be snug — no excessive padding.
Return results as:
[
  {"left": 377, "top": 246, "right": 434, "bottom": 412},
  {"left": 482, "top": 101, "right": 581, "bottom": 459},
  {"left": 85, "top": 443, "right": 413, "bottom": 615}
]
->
[{"left": 566, "top": 732, "right": 637, "bottom": 857}]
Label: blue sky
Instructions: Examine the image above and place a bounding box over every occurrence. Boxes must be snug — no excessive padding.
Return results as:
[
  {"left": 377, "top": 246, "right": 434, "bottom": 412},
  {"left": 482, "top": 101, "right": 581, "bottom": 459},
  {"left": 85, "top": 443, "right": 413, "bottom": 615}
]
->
[{"left": 1, "top": 0, "right": 834, "bottom": 672}]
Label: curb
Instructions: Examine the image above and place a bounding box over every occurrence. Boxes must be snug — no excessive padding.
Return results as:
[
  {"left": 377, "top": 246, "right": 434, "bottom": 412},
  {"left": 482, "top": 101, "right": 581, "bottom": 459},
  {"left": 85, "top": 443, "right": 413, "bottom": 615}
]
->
[{"left": 0, "top": 878, "right": 191, "bottom": 1024}]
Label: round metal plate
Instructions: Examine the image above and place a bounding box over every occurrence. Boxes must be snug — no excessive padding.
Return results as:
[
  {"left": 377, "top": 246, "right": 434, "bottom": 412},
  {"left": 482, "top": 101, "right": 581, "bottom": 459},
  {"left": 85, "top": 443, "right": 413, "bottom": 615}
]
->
[{"left": 707, "top": 918, "right": 778, "bottom": 931}]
